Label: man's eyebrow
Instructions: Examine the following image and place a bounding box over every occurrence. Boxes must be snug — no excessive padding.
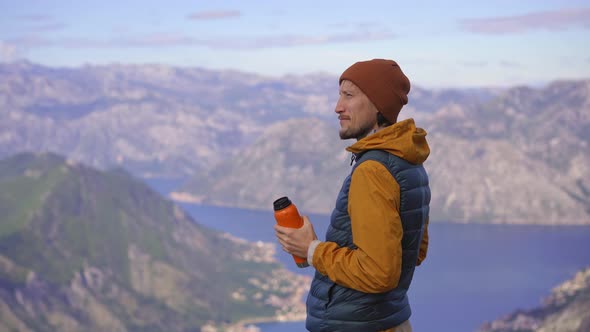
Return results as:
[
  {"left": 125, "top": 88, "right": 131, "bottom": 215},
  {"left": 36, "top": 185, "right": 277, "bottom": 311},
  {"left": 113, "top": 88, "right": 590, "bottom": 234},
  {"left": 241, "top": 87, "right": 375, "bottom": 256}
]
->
[{"left": 340, "top": 84, "right": 354, "bottom": 92}]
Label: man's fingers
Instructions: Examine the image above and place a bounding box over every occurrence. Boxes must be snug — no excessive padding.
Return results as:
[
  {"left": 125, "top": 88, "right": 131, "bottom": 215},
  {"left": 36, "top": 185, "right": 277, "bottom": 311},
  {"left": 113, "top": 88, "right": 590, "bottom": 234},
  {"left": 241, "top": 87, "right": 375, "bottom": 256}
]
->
[
  {"left": 302, "top": 215, "right": 315, "bottom": 231},
  {"left": 274, "top": 224, "right": 292, "bottom": 234},
  {"left": 302, "top": 215, "right": 318, "bottom": 241},
  {"left": 275, "top": 231, "right": 291, "bottom": 246},
  {"left": 278, "top": 239, "right": 292, "bottom": 253},
  {"left": 302, "top": 215, "right": 311, "bottom": 225},
  {"left": 275, "top": 231, "right": 286, "bottom": 244}
]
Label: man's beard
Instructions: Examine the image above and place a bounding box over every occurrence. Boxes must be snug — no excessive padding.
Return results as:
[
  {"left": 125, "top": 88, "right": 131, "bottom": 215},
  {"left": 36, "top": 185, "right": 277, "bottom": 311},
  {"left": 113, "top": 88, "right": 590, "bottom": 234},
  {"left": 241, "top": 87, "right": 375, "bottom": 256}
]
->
[{"left": 339, "top": 122, "right": 374, "bottom": 140}]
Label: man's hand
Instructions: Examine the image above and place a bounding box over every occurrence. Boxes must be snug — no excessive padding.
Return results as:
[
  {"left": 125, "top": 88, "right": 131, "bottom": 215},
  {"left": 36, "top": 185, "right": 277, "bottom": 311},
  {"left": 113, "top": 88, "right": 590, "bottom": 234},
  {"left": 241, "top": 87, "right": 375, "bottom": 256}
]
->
[{"left": 274, "top": 216, "right": 318, "bottom": 259}]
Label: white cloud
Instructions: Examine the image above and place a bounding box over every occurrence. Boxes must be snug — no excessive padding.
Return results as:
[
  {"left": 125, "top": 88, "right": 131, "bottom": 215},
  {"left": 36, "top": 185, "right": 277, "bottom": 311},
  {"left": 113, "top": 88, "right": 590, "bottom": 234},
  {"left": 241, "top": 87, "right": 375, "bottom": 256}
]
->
[
  {"left": 17, "top": 14, "right": 53, "bottom": 21},
  {"left": 8, "top": 30, "right": 397, "bottom": 50},
  {"left": 0, "top": 41, "right": 19, "bottom": 62},
  {"left": 459, "top": 60, "right": 488, "bottom": 67},
  {"left": 460, "top": 7, "right": 590, "bottom": 34},
  {"left": 187, "top": 10, "right": 241, "bottom": 20},
  {"left": 13, "top": 14, "right": 67, "bottom": 33},
  {"left": 499, "top": 60, "right": 523, "bottom": 68}
]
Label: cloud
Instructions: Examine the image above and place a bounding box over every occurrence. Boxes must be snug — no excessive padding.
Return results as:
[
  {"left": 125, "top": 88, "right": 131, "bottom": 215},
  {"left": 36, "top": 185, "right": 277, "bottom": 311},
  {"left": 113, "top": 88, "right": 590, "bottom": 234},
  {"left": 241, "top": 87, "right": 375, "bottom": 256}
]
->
[
  {"left": 460, "top": 7, "right": 590, "bottom": 34},
  {"left": 29, "top": 22, "right": 67, "bottom": 32},
  {"left": 402, "top": 58, "right": 442, "bottom": 66},
  {"left": 460, "top": 60, "right": 488, "bottom": 67},
  {"left": 220, "top": 31, "right": 397, "bottom": 49},
  {"left": 12, "top": 14, "right": 67, "bottom": 32},
  {"left": 187, "top": 10, "right": 241, "bottom": 20},
  {"left": 17, "top": 14, "right": 53, "bottom": 21},
  {"left": 0, "top": 41, "right": 20, "bottom": 62},
  {"left": 9, "top": 30, "right": 397, "bottom": 50},
  {"left": 499, "top": 60, "right": 523, "bottom": 68},
  {"left": 327, "top": 21, "right": 387, "bottom": 30}
]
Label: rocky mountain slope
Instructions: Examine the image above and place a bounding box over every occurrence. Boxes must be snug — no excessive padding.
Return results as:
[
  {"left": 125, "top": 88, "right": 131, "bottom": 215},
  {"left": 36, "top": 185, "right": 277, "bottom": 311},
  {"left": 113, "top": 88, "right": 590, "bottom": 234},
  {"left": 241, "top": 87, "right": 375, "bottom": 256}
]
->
[
  {"left": 1, "top": 61, "right": 588, "bottom": 224},
  {"left": 0, "top": 61, "right": 339, "bottom": 178},
  {"left": 0, "top": 61, "right": 493, "bottom": 178},
  {"left": 0, "top": 152, "right": 308, "bottom": 331},
  {"left": 177, "top": 80, "right": 590, "bottom": 225},
  {"left": 174, "top": 118, "right": 350, "bottom": 212},
  {"left": 479, "top": 267, "right": 590, "bottom": 332}
]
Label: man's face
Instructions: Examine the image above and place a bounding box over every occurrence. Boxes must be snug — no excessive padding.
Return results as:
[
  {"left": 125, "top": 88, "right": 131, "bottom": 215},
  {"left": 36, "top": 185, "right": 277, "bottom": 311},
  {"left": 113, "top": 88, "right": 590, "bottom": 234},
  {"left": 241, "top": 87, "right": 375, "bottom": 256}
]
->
[{"left": 335, "top": 80, "right": 379, "bottom": 140}]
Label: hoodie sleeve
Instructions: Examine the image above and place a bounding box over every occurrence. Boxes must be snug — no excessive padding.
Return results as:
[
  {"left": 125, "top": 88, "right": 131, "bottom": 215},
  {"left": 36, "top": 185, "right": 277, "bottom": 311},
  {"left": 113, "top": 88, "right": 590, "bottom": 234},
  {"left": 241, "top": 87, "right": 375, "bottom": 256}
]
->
[{"left": 312, "top": 160, "right": 402, "bottom": 293}]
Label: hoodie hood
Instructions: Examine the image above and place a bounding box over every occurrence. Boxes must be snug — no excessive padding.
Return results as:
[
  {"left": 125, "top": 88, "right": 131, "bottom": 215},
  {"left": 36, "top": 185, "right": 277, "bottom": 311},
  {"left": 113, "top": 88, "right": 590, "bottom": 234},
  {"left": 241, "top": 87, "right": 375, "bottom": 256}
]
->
[{"left": 346, "top": 118, "right": 430, "bottom": 164}]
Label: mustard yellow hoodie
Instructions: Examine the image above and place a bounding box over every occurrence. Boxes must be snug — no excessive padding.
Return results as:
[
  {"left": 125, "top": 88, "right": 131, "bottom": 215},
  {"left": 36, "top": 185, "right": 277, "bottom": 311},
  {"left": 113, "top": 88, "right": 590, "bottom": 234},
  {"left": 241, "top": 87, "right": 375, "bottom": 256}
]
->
[{"left": 311, "top": 118, "right": 430, "bottom": 294}]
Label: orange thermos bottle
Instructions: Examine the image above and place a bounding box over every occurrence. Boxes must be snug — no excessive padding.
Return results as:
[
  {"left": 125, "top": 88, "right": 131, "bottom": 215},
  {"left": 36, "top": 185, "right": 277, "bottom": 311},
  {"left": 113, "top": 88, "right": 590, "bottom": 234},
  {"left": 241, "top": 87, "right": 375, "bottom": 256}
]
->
[{"left": 273, "top": 196, "right": 309, "bottom": 268}]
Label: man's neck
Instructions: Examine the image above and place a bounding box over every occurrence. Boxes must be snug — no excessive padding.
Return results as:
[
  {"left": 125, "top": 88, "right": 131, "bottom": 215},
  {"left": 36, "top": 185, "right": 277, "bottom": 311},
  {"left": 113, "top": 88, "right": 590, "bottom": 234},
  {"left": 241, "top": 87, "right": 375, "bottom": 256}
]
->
[{"left": 356, "top": 125, "right": 385, "bottom": 141}]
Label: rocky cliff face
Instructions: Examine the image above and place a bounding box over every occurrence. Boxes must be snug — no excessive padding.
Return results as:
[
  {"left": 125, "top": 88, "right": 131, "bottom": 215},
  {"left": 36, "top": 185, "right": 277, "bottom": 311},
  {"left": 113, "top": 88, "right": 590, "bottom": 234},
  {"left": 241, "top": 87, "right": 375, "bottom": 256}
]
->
[
  {"left": 1, "top": 61, "right": 589, "bottom": 224},
  {"left": 177, "top": 81, "right": 590, "bottom": 225},
  {"left": 0, "top": 152, "right": 308, "bottom": 331},
  {"left": 0, "top": 61, "right": 338, "bottom": 178},
  {"left": 479, "top": 267, "right": 590, "bottom": 332},
  {"left": 0, "top": 61, "right": 496, "bottom": 179}
]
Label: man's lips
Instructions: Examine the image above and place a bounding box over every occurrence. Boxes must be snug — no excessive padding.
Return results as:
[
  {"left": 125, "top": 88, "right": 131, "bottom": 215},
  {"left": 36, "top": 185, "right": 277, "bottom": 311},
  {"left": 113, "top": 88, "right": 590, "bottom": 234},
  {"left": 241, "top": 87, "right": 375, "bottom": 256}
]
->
[{"left": 338, "top": 117, "right": 350, "bottom": 126}]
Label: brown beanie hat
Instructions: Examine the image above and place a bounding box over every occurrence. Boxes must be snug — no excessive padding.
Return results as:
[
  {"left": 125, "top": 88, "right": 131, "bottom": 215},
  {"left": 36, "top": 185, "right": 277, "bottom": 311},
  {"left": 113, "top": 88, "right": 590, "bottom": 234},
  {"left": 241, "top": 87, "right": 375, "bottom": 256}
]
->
[{"left": 339, "top": 59, "right": 411, "bottom": 123}]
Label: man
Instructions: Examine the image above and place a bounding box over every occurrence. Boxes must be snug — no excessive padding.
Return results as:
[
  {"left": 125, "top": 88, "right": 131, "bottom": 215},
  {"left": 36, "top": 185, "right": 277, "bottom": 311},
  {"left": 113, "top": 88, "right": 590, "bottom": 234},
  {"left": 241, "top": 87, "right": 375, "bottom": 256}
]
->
[{"left": 275, "top": 59, "right": 430, "bottom": 332}]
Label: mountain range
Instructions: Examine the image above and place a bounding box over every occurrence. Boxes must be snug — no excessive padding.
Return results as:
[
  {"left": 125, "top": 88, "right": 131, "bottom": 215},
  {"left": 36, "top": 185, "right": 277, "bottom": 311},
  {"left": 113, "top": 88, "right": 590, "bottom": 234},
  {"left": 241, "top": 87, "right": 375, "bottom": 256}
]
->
[
  {"left": 0, "top": 152, "right": 308, "bottom": 331},
  {"left": 479, "top": 267, "right": 590, "bottom": 332},
  {"left": 1, "top": 61, "right": 589, "bottom": 224},
  {"left": 176, "top": 80, "right": 590, "bottom": 225}
]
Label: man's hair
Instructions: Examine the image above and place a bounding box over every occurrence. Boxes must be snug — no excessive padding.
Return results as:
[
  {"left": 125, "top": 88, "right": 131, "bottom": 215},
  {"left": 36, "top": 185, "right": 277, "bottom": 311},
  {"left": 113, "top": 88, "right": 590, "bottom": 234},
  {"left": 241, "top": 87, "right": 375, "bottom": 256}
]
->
[{"left": 377, "top": 112, "right": 393, "bottom": 127}]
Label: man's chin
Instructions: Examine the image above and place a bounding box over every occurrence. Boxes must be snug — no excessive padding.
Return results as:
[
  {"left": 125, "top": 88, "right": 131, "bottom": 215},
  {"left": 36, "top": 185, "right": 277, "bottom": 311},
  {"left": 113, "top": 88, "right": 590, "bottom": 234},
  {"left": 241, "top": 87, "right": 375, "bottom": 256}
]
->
[
  {"left": 339, "top": 130, "right": 355, "bottom": 140},
  {"left": 339, "top": 127, "right": 373, "bottom": 140}
]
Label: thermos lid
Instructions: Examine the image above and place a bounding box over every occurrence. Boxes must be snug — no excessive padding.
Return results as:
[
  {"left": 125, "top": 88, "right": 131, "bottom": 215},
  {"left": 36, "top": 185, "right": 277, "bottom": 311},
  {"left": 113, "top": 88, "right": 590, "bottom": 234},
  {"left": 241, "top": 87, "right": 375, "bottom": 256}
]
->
[{"left": 273, "top": 196, "right": 292, "bottom": 211}]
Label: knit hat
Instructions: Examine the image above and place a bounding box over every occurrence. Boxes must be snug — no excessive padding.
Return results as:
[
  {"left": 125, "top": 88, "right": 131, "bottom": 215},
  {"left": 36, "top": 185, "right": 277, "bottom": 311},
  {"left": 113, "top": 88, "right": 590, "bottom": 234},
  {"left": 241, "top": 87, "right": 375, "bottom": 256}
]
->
[{"left": 339, "top": 59, "right": 411, "bottom": 123}]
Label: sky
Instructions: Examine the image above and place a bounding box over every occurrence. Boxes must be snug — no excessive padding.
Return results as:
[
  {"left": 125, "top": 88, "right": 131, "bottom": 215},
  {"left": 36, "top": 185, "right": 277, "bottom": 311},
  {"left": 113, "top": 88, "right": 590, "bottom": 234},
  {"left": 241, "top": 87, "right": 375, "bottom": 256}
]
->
[{"left": 0, "top": 0, "right": 589, "bottom": 88}]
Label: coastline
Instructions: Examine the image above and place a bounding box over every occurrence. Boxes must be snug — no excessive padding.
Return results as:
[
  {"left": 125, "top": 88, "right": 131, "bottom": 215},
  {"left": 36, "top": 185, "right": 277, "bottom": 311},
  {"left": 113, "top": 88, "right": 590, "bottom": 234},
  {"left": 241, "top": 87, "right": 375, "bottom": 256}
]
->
[
  {"left": 235, "top": 314, "right": 306, "bottom": 331},
  {"left": 202, "top": 314, "right": 306, "bottom": 332},
  {"left": 200, "top": 244, "right": 310, "bottom": 332},
  {"left": 213, "top": 274, "right": 309, "bottom": 332}
]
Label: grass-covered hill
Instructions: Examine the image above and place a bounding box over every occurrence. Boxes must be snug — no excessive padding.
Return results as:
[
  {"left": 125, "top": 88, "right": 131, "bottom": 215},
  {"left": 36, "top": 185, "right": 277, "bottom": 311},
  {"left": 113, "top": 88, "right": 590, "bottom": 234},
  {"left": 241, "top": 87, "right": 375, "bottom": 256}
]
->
[{"left": 0, "top": 152, "right": 308, "bottom": 331}]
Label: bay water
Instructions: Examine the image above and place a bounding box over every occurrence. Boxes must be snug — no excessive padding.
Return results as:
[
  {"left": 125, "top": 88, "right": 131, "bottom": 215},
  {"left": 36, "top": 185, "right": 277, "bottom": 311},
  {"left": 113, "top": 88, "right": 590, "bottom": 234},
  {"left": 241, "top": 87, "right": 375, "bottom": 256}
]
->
[{"left": 146, "top": 179, "right": 590, "bottom": 332}]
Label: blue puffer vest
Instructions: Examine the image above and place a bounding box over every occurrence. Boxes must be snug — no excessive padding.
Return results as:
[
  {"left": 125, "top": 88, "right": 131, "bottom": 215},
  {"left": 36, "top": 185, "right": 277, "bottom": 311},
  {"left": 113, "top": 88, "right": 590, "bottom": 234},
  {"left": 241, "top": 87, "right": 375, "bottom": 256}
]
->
[{"left": 306, "top": 150, "right": 430, "bottom": 332}]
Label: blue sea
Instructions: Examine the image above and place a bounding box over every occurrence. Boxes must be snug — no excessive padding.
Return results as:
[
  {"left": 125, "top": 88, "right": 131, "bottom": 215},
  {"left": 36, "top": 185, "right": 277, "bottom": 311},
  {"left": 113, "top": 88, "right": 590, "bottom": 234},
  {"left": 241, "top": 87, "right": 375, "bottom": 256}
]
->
[{"left": 146, "top": 179, "right": 590, "bottom": 332}]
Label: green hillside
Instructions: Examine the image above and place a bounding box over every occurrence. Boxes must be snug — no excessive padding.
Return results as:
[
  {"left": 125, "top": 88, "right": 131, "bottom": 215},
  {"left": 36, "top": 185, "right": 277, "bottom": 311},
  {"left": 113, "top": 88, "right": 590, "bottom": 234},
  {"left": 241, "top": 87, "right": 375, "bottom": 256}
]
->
[{"left": 0, "top": 152, "right": 308, "bottom": 331}]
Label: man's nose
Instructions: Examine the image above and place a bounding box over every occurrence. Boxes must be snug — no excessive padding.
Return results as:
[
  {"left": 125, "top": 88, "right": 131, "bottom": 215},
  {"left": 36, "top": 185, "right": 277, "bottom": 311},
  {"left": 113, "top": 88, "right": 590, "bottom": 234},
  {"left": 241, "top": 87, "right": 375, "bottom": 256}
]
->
[{"left": 334, "top": 100, "right": 344, "bottom": 113}]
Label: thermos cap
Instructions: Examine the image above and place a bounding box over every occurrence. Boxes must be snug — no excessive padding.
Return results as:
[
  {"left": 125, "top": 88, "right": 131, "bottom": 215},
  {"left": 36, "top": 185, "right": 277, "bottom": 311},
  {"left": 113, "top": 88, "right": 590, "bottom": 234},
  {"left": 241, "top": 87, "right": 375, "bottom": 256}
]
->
[{"left": 273, "top": 196, "right": 292, "bottom": 211}]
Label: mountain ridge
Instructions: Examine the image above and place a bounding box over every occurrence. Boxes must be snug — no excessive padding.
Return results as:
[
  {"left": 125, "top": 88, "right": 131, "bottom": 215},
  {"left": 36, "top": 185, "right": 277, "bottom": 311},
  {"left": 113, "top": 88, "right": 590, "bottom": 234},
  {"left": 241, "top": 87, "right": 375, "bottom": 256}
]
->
[
  {"left": 1, "top": 61, "right": 589, "bottom": 224},
  {"left": 479, "top": 267, "right": 590, "bottom": 332},
  {"left": 176, "top": 79, "right": 590, "bottom": 225},
  {"left": 0, "top": 152, "right": 308, "bottom": 331},
  {"left": 0, "top": 61, "right": 503, "bottom": 177}
]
